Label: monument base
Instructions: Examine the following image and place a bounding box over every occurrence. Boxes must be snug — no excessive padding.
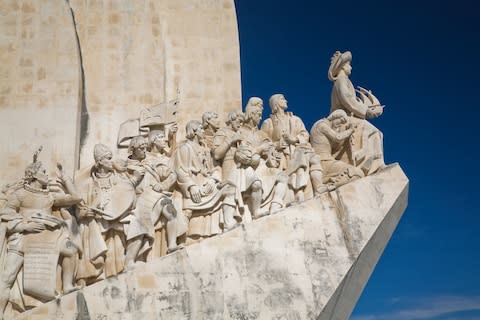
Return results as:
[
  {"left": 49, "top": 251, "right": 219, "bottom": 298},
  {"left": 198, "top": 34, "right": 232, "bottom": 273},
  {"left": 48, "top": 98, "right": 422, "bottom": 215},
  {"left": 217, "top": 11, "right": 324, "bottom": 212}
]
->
[{"left": 15, "top": 164, "right": 408, "bottom": 320}]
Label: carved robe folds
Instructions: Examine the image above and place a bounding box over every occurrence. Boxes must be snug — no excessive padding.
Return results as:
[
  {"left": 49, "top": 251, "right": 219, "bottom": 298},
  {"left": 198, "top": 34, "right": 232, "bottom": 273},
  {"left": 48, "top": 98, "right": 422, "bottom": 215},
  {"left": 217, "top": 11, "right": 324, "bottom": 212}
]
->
[{"left": 174, "top": 140, "right": 237, "bottom": 239}]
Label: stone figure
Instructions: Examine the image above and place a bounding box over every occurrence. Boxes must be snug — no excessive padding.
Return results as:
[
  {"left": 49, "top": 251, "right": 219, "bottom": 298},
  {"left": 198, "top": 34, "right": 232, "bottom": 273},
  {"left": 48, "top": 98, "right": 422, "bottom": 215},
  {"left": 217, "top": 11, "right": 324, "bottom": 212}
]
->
[
  {"left": 202, "top": 111, "right": 221, "bottom": 150},
  {"left": 328, "top": 50, "right": 385, "bottom": 175},
  {"left": 174, "top": 120, "right": 240, "bottom": 239},
  {"left": 213, "top": 111, "right": 244, "bottom": 178},
  {"left": 310, "top": 110, "right": 364, "bottom": 187},
  {"left": 123, "top": 136, "right": 155, "bottom": 268},
  {"left": 0, "top": 149, "right": 82, "bottom": 318},
  {"left": 237, "top": 97, "right": 288, "bottom": 217},
  {"left": 136, "top": 130, "right": 185, "bottom": 257},
  {"left": 212, "top": 111, "right": 246, "bottom": 215},
  {"left": 78, "top": 144, "right": 143, "bottom": 278},
  {"left": 261, "top": 94, "right": 328, "bottom": 200}
]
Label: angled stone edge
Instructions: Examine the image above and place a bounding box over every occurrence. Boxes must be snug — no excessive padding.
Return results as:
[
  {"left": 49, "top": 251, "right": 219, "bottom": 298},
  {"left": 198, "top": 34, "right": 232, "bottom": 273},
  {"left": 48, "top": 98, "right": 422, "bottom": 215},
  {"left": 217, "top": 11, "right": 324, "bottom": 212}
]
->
[
  {"left": 318, "top": 165, "right": 409, "bottom": 320},
  {"left": 16, "top": 164, "right": 408, "bottom": 320}
]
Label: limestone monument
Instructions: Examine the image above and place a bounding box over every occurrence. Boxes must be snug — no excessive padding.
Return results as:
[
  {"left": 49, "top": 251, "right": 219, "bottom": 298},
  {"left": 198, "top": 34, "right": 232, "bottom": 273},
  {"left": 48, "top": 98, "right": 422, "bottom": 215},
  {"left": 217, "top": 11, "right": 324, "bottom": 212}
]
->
[{"left": 0, "top": 1, "right": 408, "bottom": 319}]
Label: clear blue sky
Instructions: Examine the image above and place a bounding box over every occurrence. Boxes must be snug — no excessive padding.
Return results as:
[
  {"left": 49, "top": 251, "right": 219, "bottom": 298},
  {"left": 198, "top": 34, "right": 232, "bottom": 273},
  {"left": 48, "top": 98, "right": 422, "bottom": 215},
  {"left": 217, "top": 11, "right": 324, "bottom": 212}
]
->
[{"left": 235, "top": 1, "right": 480, "bottom": 319}]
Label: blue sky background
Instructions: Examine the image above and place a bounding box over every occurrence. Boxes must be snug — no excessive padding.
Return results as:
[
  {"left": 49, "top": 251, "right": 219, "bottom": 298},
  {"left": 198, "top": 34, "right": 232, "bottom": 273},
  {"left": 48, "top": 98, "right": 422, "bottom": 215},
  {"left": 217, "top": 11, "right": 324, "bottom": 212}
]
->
[{"left": 235, "top": 1, "right": 480, "bottom": 319}]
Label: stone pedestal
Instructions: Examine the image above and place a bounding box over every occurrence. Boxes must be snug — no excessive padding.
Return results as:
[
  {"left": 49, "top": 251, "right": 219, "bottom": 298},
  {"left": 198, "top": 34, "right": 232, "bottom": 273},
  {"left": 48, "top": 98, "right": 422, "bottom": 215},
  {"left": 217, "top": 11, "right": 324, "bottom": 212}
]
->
[{"left": 15, "top": 164, "right": 408, "bottom": 320}]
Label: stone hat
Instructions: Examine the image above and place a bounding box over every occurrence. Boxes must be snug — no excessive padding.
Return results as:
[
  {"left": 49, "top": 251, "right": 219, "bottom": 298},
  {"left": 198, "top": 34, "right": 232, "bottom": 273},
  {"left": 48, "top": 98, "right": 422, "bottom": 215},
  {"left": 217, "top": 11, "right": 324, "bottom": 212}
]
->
[
  {"left": 93, "top": 144, "right": 112, "bottom": 162},
  {"left": 328, "top": 51, "right": 352, "bottom": 81}
]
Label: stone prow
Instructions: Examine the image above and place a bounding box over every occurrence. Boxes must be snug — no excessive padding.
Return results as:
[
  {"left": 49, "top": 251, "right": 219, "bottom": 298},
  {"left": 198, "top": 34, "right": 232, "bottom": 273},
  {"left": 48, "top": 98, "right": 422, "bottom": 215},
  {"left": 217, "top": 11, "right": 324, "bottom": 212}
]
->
[{"left": 16, "top": 164, "right": 408, "bottom": 320}]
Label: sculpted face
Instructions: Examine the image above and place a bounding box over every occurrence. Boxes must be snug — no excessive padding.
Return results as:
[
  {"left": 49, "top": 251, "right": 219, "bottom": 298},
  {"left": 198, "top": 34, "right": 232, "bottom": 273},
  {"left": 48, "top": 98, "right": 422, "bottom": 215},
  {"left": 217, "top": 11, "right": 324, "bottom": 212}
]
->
[
  {"left": 332, "top": 117, "right": 346, "bottom": 131},
  {"left": 34, "top": 165, "right": 49, "bottom": 187},
  {"left": 231, "top": 116, "right": 243, "bottom": 131},
  {"left": 249, "top": 104, "right": 263, "bottom": 126},
  {"left": 208, "top": 113, "right": 220, "bottom": 130},
  {"left": 98, "top": 153, "right": 114, "bottom": 172},
  {"left": 196, "top": 125, "right": 205, "bottom": 140},
  {"left": 133, "top": 142, "right": 148, "bottom": 160},
  {"left": 343, "top": 61, "right": 352, "bottom": 76},
  {"left": 152, "top": 132, "right": 168, "bottom": 150},
  {"left": 276, "top": 95, "right": 288, "bottom": 111}
]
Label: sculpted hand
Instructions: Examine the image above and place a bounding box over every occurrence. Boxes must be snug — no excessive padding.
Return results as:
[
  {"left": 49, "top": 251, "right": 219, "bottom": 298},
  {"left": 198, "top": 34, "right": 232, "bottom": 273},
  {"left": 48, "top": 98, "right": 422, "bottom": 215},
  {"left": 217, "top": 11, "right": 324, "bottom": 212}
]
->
[
  {"left": 56, "top": 162, "right": 71, "bottom": 185},
  {"left": 189, "top": 185, "right": 202, "bottom": 203},
  {"left": 366, "top": 105, "right": 383, "bottom": 119},
  {"left": 259, "top": 142, "right": 273, "bottom": 154},
  {"left": 152, "top": 182, "right": 164, "bottom": 192},
  {"left": 56, "top": 163, "right": 64, "bottom": 180},
  {"left": 230, "top": 133, "right": 243, "bottom": 145},
  {"left": 354, "top": 149, "right": 366, "bottom": 162},
  {"left": 283, "top": 133, "right": 297, "bottom": 145},
  {"left": 24, "top": 221, "right": 46, "bottom": 233},
  {"left": 131, "top": 166, "right": 145, "bottom": 180},
  {"left": 204, "top": 179, "right": 217, "bottom": 194}
]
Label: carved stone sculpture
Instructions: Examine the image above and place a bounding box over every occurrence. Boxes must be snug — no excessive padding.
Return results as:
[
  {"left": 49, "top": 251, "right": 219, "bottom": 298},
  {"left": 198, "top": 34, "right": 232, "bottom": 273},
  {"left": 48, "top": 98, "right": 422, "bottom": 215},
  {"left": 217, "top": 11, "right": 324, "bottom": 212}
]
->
[
  {"left": 135, "top": 131, "right": 185, "bottom": 257},
  {"left": 0, "top": 149, "right": 82, "bottom": 319},
  {"left": 0, "top": 27, "right": 404, "bottom": 318},
  {"left": 212, "top": 111, "right": 246, "bottom": 217},
  {"left": 201, "top": 111, "right": 222, "bottom": 151},
  {"left": 328, "top": 51, "right": 385, "bottom": 175},
  {"left": 237, "top": 98, "right": 288, "bottom": 217},
  {"left": 174, "top": 120, "right": 240, "bottom": 240},
  {"left": 310, "top": 110, "right": 365, "bottom": 187},
  {"left": 262, "top": 94, "right": 328, "bottom": 200},
  {"left": 77, "top": 144, "right": 143, "bottom": 278},
  {"left": 123, "top": 136, "right": 155, "bottom": 268}
]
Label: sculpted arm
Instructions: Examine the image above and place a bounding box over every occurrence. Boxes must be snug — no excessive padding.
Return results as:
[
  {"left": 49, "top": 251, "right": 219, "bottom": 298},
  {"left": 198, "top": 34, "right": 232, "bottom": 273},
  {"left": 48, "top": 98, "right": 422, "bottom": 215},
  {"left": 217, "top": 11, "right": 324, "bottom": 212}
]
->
[
  {"left": 260, "top": 119, "right": 273, "bottom": 139},
  {"left": 212, "top": 133, "right": 231, "bottom": 161},
  {"left": 0, "top": 193, "right": 44, "bottom": 233},
  {"left": 336, "top": 77, "right": 368, "bottom": 118},
  {"left": 292, "top": 117, "right": 310, "bottom": 144},
  {"left": 173, "top": 145, "right": 197, "bottom": 194},
  {"left": 153, "top": 164, "right": 177, "bottom": 192},
  {"left": 319, "top": 121, "right": 353, "bottom": 143},
  {"left": 53, "top": 164, "right": 82, "bottom": 207}
]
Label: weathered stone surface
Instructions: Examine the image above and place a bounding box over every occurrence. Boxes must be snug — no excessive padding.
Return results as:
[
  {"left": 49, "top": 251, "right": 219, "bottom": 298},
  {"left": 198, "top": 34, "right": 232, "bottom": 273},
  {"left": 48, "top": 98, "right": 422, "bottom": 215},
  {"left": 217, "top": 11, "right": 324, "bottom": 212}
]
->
[
  {"left": 69, "top": 0, "right": 242, "bottom": 167},
  {"left": 16, "top": 164, "right": 408, "bottom": 320},
  {"left": 0, "top": 0, "right": 82, "bottom": 180}
]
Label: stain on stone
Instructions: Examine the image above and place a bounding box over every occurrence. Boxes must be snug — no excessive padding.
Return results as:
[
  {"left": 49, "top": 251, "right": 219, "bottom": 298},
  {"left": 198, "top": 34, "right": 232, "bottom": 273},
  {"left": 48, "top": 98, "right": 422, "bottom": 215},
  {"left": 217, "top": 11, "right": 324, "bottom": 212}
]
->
[
  {"left": 272, "top": 310, "right": 302, "bottom": 320},
  {"left": 101, "top": 287, "right": 109, "bottom": 298},
  {"left": 229, "top": 310, "right": 259, "bottom": 320},
  {"left": 37, "top": 67, "right": 46, "bottom": 80},
  {"left": 21, "top": 2, "right": 35, "bottom": 13},
  {"left": 137, "top": 273, "right": 157, "bottom": 289},
  {"left": 76, "top": 291, "right": 91, "bottom": 320},
  {"left": 19, "top": 58, "right": 32, "bottom": 67},
  {"left": 110, "top": 286, "right": 121, "bottom": 299}
]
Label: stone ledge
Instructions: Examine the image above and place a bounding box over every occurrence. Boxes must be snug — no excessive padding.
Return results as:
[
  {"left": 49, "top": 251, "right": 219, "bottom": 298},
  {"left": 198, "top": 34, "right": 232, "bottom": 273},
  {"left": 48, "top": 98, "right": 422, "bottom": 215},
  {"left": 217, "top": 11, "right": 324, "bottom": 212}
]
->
[{"left": 16, "top": 164, "right": 408, "bottom": 320}]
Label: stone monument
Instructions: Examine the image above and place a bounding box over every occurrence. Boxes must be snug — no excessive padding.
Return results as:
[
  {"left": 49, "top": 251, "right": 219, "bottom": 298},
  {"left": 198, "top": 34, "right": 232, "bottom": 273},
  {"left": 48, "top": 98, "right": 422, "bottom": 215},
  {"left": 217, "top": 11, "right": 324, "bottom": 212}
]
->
[{"left": 0, "top": 1, "right": 408, "bottom": 319}]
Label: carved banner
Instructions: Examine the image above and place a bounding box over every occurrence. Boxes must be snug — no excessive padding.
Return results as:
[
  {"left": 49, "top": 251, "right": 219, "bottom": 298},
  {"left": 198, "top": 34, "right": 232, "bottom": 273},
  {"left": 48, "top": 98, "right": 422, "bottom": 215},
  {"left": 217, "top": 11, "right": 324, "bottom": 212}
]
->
[{"left": 23, "top": 231, "right": 61, "bottom": 300}]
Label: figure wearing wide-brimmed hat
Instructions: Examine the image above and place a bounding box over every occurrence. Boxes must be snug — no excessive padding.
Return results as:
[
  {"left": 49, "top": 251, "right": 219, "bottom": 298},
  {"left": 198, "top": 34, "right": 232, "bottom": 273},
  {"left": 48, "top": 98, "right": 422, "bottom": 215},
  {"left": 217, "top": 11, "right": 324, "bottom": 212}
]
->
[{"left": 326, "top": 51, "right": 385, "bottom": 175}]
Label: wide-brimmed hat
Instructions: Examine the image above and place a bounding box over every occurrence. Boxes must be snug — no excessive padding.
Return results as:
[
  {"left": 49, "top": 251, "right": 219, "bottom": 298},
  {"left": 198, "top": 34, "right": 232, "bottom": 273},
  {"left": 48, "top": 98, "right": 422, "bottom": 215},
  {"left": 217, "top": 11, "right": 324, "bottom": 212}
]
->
[{"left": 328, "top": 51, "right": 352, "bottom": 81}]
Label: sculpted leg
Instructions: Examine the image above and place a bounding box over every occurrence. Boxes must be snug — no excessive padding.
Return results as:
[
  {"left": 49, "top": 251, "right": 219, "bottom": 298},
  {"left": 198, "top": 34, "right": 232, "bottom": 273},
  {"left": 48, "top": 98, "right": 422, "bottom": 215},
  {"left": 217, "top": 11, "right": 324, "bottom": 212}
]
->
[
  {"left": 222, "top": 188, "right": 240, "bottom": 231},
  {"left": 61, "top": 256, "right": 80, "bottom": 294},
  {"left": 222, "top": 204, "right": 238, "bottom": 231},
  {"left": 0, "top": 252, "right": 23, "bottom": 319},
  {"left": 249, "top": 180, "right": 262, "bottom": 218},
  {"left": 310, "top": 156, "right": 328, "bottom": 196},
  {"left": 270, "top": 173, "right": 288, "bottom": 214},
  {"left": 124, "top": 237, "right": 143, "bottom": 268},
  {"left": 60, "top": 239, "right": 81, "bottom": 294},
  {"left": 162, "top": 201, "right": 180, "bottom": 253},
  {"left": 294, "top": 167, "right": 306, "bottom": 202}
]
